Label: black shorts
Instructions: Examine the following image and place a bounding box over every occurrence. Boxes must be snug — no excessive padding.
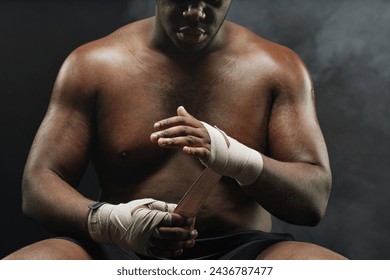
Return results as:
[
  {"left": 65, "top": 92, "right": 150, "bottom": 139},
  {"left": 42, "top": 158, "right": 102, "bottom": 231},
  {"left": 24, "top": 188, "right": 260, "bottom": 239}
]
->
[{"left": 58, "top": 230, "right": 293, "bottom": 260}]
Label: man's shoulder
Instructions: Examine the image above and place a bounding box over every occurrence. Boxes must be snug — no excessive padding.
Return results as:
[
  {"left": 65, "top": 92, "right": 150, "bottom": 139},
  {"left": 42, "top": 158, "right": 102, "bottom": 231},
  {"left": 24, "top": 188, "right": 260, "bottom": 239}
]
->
[
  {"left": 226, "top": 21, "right": 311, "bottom": 94},
  {"left": 52, "top": 21, "right": 144, "bottom": 95},
  {"left": 227, "top": 21, "right": 302, "bottom": 66},
  {"left": 66, "top": 18, "right": 151, "bottom": 69}
]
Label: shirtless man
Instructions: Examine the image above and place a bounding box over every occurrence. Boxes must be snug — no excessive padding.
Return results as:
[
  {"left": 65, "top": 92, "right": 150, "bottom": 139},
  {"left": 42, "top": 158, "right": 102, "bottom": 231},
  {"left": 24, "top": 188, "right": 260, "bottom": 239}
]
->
[{"left": 5, "top": 0, "right": 346, "bottom": 259}]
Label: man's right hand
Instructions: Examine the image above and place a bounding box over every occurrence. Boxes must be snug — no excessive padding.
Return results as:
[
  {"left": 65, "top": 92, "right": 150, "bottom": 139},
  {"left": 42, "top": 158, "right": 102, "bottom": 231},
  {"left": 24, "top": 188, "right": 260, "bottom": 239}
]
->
[
  {"left": 87, "top": 198, "right": 197, "bottom": 257},
  {"left": 149, "top": 214, "right": 197, "bottom": 257}
]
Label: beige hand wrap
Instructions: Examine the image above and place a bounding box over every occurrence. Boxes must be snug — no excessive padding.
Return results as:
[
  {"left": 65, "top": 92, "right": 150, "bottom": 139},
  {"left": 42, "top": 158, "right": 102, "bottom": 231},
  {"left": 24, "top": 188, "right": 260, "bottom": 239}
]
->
[
  {"left": 87, "top": 198, "right": 176, "bottom": 256},
  {"left": 200, "top": 122, "right": 264, "bottom": 186}
]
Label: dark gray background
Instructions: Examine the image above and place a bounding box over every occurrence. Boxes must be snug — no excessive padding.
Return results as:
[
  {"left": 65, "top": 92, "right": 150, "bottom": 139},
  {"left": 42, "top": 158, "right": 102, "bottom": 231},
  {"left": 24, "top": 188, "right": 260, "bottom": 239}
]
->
[{"left": 1, "top": 0, "right": 389, "bottom": 260}]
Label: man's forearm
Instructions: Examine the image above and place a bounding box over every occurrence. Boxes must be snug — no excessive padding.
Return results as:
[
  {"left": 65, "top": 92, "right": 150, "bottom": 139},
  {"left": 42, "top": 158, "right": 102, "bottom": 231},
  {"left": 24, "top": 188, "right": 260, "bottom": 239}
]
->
[
  {"left": 198, "top": 120, "right": 331, "bottom": 226},
  {"left": 242, "top": 156, "right": 332, "bottom": 226},
  {"left": 22, "top": 169, "right": 94, "bottom": 239}
]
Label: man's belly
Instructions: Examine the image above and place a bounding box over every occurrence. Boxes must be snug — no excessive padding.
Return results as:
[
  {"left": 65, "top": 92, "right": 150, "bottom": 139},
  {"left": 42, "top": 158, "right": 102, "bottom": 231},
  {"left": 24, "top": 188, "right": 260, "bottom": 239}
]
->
[{"left": 95, "top": 152, "right": 272, "bottom": 237}]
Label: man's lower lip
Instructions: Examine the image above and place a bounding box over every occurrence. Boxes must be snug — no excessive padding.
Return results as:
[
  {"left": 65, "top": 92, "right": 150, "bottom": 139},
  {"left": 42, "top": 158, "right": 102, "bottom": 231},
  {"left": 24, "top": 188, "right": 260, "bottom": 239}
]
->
[{"left": 176, "top": 31, "right": 207, "bottom": 44}]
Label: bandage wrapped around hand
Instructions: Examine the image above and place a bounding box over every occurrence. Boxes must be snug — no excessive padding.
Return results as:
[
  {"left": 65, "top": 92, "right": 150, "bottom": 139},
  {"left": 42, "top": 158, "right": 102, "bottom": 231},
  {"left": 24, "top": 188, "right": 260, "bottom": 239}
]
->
[
  {"left": 201, "top": 122, "right": 264, "bottom": 186},
  {"left": 87, "top": 198, "right": 176, "bottom": 256}
]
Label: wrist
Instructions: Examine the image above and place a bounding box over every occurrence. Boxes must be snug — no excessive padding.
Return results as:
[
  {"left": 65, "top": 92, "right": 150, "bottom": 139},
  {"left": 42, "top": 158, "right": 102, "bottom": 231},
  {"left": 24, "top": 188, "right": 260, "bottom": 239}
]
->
[
  {"left": 201, "top": 122, "right": 263, "bottom": 186},
  {"left": 226, "top": 137, "right": 263, "bottom": 186},
  {"left": 87, "top": 202, "right": 114, "bottom": 244}
]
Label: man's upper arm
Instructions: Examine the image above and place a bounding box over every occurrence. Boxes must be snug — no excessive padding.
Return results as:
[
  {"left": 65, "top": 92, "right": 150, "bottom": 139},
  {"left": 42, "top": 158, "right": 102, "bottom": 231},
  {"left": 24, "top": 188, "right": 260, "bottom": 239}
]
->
[
  {"left": 267, "top": 49, "right": 330, "bottom": 170},
  {"left": 25, "top": 49, "right": 97, "bottom": 186}
]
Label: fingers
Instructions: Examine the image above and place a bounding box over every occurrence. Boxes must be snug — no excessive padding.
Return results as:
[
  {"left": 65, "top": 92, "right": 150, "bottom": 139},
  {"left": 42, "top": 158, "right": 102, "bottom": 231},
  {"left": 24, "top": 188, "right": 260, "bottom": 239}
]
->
[
  {"left": 153, "top": 108, "right": 197, "bottom": 130},
  {"left": 149, "top": 230, "right": 198, "bottom": 257},
  {"left": 151, "top": 126, "right": 210, "bottom": 149},
  {"left": 147, "top": 200, "right": 177, "bottom": 213},
  {"left": 153, "top": 106, "right": 194, "bottom": 130},
  {"left": 150, "top": 106, "right": 211, "bottom": 162},
  {"left": 151, "top": 226, "right": 198, "bottom": 247},
  {"left": 151, "top": 125, "right": 206, "bottom": 143},
  {"left": 149, "top": 213, "right": 198, "bottom": 258},
  {"left": 149, "top": 231, "right": 197, "bottom": 257},
  {"left": 170, "top": 213, "right": 196, "bottom": 228},
  {"left": 182, "top": 146, "right": 210, "bottom": 161}
]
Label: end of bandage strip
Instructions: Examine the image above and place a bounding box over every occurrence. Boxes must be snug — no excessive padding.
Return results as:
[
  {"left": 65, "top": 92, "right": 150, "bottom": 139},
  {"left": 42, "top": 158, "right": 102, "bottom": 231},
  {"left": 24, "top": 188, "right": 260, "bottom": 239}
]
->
[{"left": 214, "top": 126, "right": 230, "bottom": 148}]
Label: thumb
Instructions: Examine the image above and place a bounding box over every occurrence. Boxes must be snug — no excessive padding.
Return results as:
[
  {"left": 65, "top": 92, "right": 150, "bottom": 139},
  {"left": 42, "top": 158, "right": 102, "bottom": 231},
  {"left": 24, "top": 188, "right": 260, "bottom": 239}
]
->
[{"left": 177, "top": 106, "right": 191, "bottom": 117}]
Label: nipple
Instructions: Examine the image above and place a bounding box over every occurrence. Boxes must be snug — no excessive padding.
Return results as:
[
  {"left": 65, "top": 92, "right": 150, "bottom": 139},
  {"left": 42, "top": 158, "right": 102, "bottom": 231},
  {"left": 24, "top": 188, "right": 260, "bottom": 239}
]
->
[{"left": 119, "top": 151, "right": 129, "bottom": 160}]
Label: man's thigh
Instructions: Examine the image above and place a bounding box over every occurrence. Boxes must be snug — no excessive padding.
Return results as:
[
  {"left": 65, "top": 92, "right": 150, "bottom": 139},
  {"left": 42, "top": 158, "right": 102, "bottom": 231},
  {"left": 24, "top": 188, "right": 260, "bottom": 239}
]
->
[
  {"left": 256, "top": 241, "right": 347, "bottom": 260},
  {"left": 3, "top": 238, "right": 93, "bottom": 260}
]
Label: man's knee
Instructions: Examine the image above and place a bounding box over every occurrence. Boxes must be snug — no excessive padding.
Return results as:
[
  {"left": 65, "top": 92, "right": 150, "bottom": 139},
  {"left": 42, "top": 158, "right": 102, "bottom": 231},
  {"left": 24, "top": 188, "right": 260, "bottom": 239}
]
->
[
  {"left": 256, "top": 241, "right": 347, "bottom": 260},
  {"left": 3, "top": 238, "right": 93, "bottom": 260}
]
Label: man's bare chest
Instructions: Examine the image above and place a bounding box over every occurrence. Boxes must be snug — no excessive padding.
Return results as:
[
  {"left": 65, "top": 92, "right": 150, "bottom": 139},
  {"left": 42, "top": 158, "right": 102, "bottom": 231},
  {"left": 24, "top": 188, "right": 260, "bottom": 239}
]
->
[{"left": 93, "top": 64, "right": 271, "bottom": 166}]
